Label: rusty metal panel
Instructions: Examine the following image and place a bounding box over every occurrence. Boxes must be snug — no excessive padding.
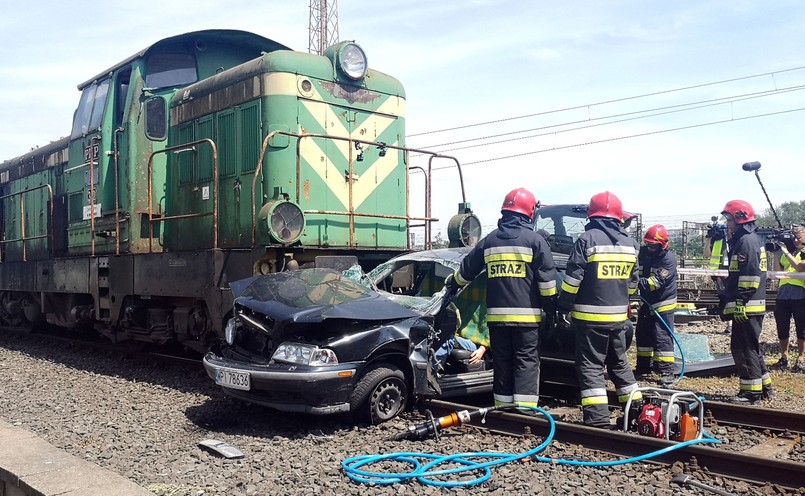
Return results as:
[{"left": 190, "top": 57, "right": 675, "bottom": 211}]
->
[
  {"left": 133, "top": 252, "right": 214, "bottom": 297},
  {"left": 52, "top": 258, "right": 91, "bottom": 293},
  {"left": 0, "top": 261, "right": 35, "bottom": 291}
]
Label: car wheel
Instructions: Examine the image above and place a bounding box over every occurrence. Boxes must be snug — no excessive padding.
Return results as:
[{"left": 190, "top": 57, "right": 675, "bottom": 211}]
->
[{"left": 350, "top": 365, "right": 408, "bottom": 424}]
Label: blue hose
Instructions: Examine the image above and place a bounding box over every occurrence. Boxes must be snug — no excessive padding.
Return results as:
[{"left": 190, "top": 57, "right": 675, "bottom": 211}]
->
[
  {"left": 342, "top": 407, "right": 720, "bottom": 487},
  {"left": 639, "top": 295, "right": 687, "bottom": 384}
]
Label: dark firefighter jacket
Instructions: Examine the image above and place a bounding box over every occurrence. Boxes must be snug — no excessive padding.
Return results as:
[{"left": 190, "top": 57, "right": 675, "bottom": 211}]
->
[
  {"left": 637, "top": 246, "right": 678, "bottom": 312},
  {"left": 723, "top": 222, "right": 767, "bottom": 317},
  {"left": 558, "top": 218, "right": 639, "bottom": 328},
  {"left": 454, "top": 212, "right": 557, "bottom": 326}
]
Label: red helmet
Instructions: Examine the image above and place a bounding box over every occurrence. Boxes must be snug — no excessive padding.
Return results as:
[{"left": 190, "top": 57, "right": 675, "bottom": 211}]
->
[
  {"left": 721, "top": 200, "right": 755, "bottom": 224},
  {"left": 588, "top": 191, "right": 623, "bottom": 220},
  {"left": 644, "top": 224, "right": 669, "bottom": 250},
  {"left": 501, "top": 187, "right": 538, "bottom": 219}
]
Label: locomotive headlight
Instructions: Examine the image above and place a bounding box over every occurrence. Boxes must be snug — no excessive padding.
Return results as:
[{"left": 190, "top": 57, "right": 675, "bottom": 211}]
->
[
  {"left": 447, "top": 202, "right": 482, "bottom": 248},
  {"left": 272, "top": 342, "right": 338, "bottom": 366},
  {"left": 339, "top": 43, "right": 368, "bottom": 80},
  {"left": 258, "top": 199, "right": 305, "bottom": 244}
]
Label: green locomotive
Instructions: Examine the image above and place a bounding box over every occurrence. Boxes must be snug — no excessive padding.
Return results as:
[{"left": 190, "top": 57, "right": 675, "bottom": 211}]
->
[{"left": 0, "top": 30, "right": 477, "bottom": 352}]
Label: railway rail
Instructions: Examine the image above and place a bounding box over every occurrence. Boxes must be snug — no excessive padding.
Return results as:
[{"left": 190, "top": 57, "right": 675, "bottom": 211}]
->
[{"left": 420, "top": 399, "right": 805, "bottom": 489}]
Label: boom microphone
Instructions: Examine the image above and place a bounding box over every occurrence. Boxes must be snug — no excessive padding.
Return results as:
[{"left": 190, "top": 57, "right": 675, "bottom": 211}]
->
[{"left": 742, "top": 161, "right": 761, "bottom": 171}]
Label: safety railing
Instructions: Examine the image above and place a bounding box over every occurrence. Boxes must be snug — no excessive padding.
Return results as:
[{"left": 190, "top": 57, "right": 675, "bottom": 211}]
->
[
  {"left": 0, "top": 184, "right": 55, "bottom": 262},
  {"left": 250, "top": 131, "right": 468, "bottom": 249},
  {"left": 147, "top": 139, "right": 219, "bottom": 252}
]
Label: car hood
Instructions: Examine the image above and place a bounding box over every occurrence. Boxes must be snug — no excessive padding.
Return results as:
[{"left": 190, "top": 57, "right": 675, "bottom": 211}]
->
[{"left": 230, "top": 268, "right": 423, "bottom": 323}]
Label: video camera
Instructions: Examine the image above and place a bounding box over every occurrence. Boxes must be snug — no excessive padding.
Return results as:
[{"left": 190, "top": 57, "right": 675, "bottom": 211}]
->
[
  {"left": 763, "top": 227, "right": 797, "bottom": 253},
  {"left": 706, "top": 216, "right": 728, "bottom": 241}
]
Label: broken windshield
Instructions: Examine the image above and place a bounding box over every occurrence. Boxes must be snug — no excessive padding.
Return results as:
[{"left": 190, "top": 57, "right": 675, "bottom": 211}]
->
[{"left": 237, "top": 269, "right": 375, "bottom": 307}]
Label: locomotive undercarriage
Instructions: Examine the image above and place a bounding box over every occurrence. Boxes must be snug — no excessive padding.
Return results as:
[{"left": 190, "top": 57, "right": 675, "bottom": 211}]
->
[{"left": 0, "top": 247, "right": 404, "bottom": 354}]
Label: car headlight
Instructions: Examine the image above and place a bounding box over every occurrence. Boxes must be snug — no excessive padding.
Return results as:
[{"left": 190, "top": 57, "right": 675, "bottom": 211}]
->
[
  {"left": 224, "top": 317, "right": 241, "bottom": 345},
  {"left": 339, "top": 43, "right": 367, "bottom": 80},
  {"left": 272, "top": 342, "right": 338, "bottom": 366}
]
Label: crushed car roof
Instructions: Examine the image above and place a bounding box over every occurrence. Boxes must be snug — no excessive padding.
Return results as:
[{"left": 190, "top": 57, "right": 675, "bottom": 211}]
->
[{"left": 230, "top": 268, "right": 422, "bottom": 323}]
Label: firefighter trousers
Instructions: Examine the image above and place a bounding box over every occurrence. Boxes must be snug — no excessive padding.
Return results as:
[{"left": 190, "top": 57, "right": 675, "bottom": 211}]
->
[
  {"left": 635, "top": 309, "right": 675, "bottom": 375},
  {"left": 489, "top": 326, "right": 540, "bottom": 409},
  {"left": 576, "top": 322, "right": 640, "bottom": 427},
  {"left": 731, "top": 315, "right": 772, "bottom": 394}
]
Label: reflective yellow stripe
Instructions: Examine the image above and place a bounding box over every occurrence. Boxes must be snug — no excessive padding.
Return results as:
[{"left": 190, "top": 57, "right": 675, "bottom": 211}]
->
[
  {"left": 484, "top": 253, "right": 533, "bottom": 263},
  {"left": 738, "top": 281, "right": 760, "bottom": 288},
  {"left": 588, "top": 253, "right": 636, "bottom": 262},
  {"left": 581, "top": 396, "right": 608, "bottom": 406},
  {"left": 561, "top": 281, "right": 579, "bottom": 294},
  {"left": 487, "top": 314, "right": 543, "bottom": 323},
  {"left": 655, "top": 302, "right": 677, "bottom": 313},
  {"left": 636, "top": 351, "right": 653, "bottom": 357},
  {"left": 619, "top": 391, "right": 642, "bottom": 403},
  {"left": 647, "top": 277, "right": 658, "bottom": 291},
  {"left": 654, "top": 355, "right": 675, "bottom": 362},
  {"left": 571, "top": 311, "right": 628, "bottom": 322}
]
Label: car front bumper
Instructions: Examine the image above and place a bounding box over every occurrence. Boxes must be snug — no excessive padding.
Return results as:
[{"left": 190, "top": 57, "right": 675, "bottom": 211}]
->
[{"left": 203, "top": 351, "right": 361, "bottom": 415}]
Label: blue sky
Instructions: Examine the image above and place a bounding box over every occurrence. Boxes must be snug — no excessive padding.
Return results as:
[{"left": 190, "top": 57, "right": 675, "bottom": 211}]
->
[{"left": 1, "top": 1, "right": 803, "bottom": 239}]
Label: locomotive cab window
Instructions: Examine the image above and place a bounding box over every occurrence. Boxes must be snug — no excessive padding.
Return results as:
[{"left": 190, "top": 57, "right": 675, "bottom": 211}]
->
[
  {"left": 71, "top": 78, "right": 110, "bottom": 138},
  {"left": 144, "top": 97, "right": 167, "bottom": 141},
  {"left": 145, "top": 52, "right": 197, "bottom": 89}
]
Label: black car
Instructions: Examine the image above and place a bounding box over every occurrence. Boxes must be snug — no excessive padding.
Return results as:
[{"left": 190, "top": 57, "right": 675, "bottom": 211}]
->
[{"left": 203, "top": 205, "right": 726, "bottom": 423}]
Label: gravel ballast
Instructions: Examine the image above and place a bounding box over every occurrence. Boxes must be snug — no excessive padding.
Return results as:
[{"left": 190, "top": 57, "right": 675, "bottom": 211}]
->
[{"left": 0, "top": 315, "right": 803, "bottom": 496}]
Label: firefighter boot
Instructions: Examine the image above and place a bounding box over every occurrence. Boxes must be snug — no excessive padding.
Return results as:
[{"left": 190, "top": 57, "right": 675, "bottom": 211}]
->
[
  {"left": 727, "top": 391, "right": 762, "bottom": 405},
  {"left": 762, "top": 385, "right": 775, "bottom": 401}
]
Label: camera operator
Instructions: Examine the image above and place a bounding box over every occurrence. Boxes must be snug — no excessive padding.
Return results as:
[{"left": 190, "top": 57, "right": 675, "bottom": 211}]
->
[
  {"left": 705, "top": 218, "right": 732, "bottom": 334},
  {"left": 772, "top": 225, "right": 805, "bottom": 371}
]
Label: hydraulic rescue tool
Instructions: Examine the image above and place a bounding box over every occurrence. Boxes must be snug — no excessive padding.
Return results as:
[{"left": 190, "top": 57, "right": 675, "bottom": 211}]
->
[
  {"left": 622, "top": 387, "right": 703, "bottom": 441},
  {"left": 392, "top": 405, "right": 516, "bottom": 441}
]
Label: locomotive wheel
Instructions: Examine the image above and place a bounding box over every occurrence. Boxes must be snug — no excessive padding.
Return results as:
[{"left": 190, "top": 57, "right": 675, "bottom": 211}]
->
[{"left": 350, "top": 365, "right": 408, "bottom": 424}]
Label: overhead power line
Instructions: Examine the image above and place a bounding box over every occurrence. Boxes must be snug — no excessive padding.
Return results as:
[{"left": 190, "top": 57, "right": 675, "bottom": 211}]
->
[
  {"left": 417, "top": 84, "right": 805, "bottom": 152},
  {"left": 424, "top": 85, "right": 805, "bottom": 155},
  {"left": 416, "top": 106, "right": 805, "bottom": 171},
  {"left": 409, "top": 65, "right": 805, "bottom": 137}
]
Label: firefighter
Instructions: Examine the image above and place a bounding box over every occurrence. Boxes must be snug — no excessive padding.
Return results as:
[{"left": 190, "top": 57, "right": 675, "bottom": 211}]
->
[
  {"left": 720, "top": 200, "right": 773, "bottom": 404},
  {"left": 634, "top": 224, "right": 678, "bottom": 387},
  {"left": 557, "top": 191, "right": 642, "bottom": 428},
  {"left": 446, "top": 187, "right": 557, "bottom": 412}
]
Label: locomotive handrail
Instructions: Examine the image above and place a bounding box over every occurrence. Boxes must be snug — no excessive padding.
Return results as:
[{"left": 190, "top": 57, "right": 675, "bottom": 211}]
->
[
  {"left": 0, "top": 183, "right": 55, "bottom": 262},
  {"left": 113, "top": 127, "right": 124, "bottom": 255},
  {"left": 89, "top": 135, "right": 101, "bottom": 256},
  {"left": 250, "top": 131, "right": 466, "bottom": 248},
  {"left": 146, "top": 138, "right": 219, "bottom": 252}
]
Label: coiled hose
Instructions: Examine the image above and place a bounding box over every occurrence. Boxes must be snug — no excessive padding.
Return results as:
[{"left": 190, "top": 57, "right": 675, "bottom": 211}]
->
[{"left": 342, "top": 406, "right": 720, "bottom": 487}]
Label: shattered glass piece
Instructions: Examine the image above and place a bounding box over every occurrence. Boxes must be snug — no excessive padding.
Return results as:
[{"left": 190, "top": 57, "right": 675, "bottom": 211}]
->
[
  {"left": 342, "top": 264, "right": 365, "bottom": 283},
  {"left": 673, "top": 332, "right": 715, "bottom": 362}
]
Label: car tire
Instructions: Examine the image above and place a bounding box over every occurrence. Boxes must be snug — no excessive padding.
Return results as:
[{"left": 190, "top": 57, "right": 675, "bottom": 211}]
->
[{"left": 350, "top": 365, "right": 408, "bottom": 424}]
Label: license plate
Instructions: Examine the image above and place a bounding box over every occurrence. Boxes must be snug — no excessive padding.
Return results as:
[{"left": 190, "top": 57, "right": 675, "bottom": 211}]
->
[{"left": 214, "top": 367, "right": 251, "bottom": 391}]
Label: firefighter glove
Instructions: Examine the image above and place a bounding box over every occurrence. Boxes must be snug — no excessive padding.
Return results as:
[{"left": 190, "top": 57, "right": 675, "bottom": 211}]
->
[
  {"left": 444, "top": 273, "right": 459, "bottom": 294},
  {"left": 733, "top": 300, "right": 747, "bottom": 322},
  {"left": 558, "top": 312, "right": 572, "bottom": 329}
]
